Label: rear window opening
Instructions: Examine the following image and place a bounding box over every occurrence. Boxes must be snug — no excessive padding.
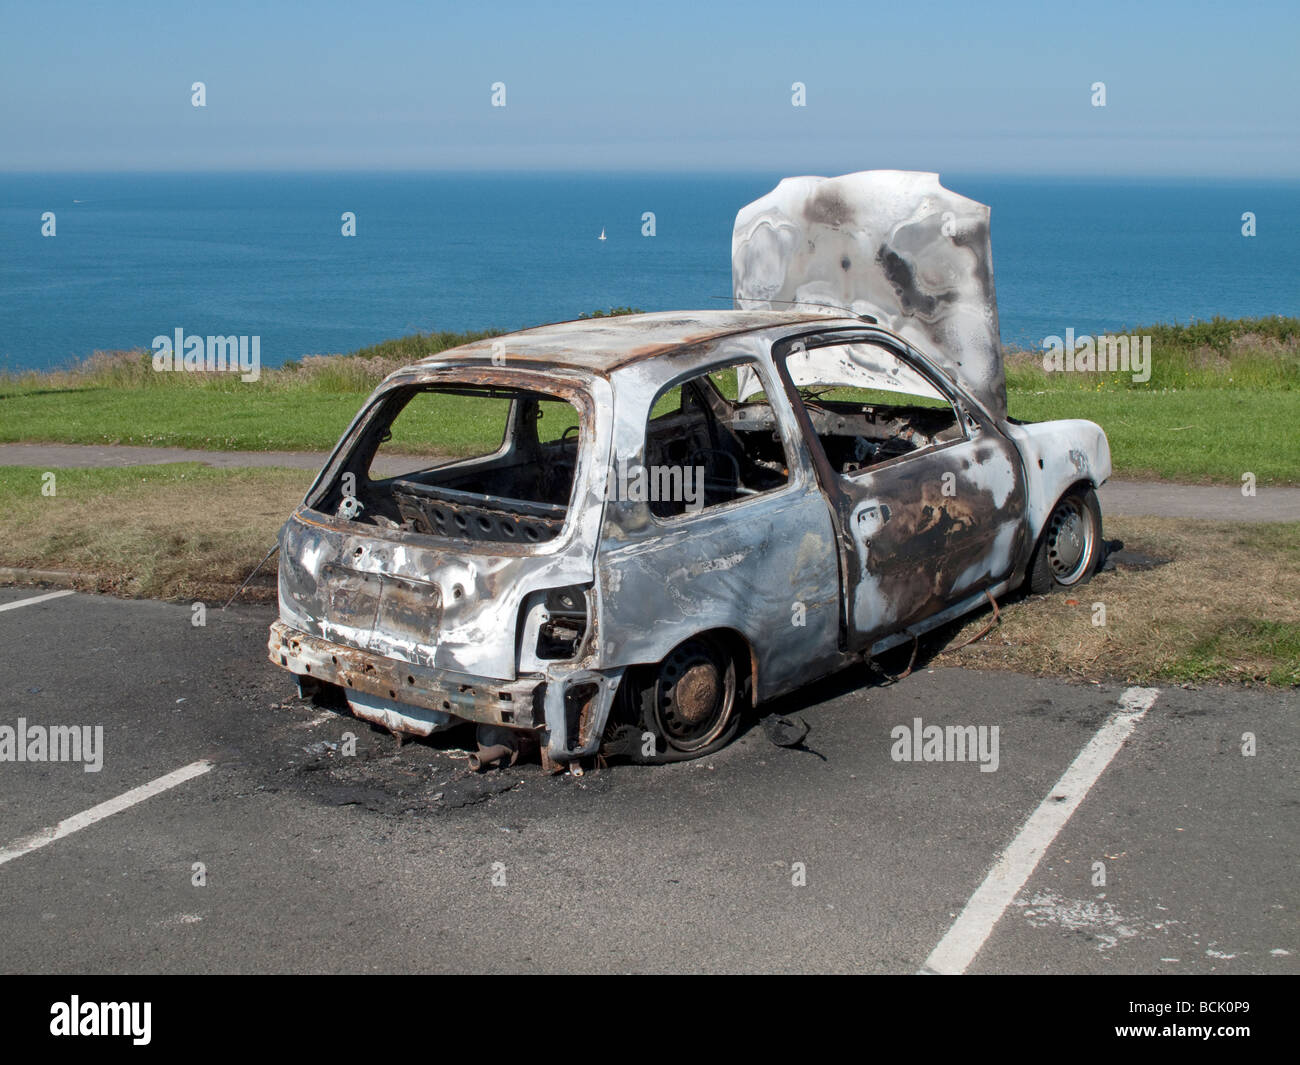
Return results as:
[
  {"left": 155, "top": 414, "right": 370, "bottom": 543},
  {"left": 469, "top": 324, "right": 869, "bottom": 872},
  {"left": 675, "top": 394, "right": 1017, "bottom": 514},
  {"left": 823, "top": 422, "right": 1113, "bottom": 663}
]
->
[{"left": 319, "top": 384, "right": 584, "bottom": 545}]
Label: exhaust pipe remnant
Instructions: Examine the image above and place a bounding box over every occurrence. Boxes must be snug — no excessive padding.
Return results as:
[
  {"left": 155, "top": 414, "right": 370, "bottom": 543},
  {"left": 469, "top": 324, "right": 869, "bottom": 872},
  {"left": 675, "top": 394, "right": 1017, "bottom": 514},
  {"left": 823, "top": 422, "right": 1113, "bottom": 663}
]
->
[{"left": 468, "top": 725, "right": 520, "bottom": 772}]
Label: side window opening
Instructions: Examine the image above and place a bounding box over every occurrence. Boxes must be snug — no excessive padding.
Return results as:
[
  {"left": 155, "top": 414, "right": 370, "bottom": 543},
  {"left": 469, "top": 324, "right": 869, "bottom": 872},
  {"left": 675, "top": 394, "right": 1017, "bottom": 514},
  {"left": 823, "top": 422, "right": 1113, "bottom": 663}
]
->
[
  {"left": 643, "top": 361, "right": 790, "bottom": 518},
  {"left": 775, "top": 341, "right": 965, "bottom": 475},
  {"left": 321, "top": 384, "right": 583, "bottom": 545}
]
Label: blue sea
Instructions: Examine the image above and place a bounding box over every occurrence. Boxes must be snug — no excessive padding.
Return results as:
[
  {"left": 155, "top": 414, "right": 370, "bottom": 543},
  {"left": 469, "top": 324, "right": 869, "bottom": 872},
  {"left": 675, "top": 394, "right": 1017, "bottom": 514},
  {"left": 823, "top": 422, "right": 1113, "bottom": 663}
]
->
[{"left": 1, "top": 172, "right": 1296, "bottom": 371}]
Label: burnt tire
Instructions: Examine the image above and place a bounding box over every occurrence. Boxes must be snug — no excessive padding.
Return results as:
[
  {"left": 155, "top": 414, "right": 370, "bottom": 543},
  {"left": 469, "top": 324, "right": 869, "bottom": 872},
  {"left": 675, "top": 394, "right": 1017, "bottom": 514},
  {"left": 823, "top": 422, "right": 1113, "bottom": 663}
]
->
[
  {"left": 1026, "top": 487, "right": 1104, "bottom": 594},
  {"left": 618, "top": 635, "right": 742, "bottom": 764}
]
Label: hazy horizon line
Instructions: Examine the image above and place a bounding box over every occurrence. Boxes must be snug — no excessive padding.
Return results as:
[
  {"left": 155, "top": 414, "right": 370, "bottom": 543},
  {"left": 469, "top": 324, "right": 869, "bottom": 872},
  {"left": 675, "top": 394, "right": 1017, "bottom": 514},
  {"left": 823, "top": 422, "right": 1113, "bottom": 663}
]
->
[{"left": 4, "top": 167, "right": 1299, "bottom": 184}]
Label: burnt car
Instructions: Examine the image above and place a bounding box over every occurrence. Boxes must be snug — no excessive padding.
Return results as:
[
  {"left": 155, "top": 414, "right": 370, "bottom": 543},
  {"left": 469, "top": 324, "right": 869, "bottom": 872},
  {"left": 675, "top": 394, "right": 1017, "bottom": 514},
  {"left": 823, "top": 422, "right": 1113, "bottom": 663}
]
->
[{"left": 268, "top": 171, "right": 1110, "bottom": 766}]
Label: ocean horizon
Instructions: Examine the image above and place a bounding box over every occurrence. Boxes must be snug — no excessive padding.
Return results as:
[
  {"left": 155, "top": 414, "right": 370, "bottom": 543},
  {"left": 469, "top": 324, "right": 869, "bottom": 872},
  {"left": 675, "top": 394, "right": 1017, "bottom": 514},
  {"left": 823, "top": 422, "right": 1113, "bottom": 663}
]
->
[{"left": 2, "top": 170, "right": 1296, "bottom": 373}]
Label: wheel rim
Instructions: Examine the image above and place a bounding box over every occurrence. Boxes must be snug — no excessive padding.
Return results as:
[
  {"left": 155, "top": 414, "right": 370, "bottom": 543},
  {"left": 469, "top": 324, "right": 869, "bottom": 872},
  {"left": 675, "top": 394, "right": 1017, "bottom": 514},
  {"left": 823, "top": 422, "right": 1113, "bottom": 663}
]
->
[
  {"left": 651, "top": 639, "right": 735, "bottom": 752},
  {"left": 1046, "top": 495, "right": 1095, "bottom": 585}
]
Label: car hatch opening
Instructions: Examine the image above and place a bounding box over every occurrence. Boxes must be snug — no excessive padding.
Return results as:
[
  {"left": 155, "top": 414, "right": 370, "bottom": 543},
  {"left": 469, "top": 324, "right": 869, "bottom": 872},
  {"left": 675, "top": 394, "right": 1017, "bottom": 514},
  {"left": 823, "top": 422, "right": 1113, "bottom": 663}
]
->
[{"left": 317, "top": 383, "right": 585, "bottom": 546}]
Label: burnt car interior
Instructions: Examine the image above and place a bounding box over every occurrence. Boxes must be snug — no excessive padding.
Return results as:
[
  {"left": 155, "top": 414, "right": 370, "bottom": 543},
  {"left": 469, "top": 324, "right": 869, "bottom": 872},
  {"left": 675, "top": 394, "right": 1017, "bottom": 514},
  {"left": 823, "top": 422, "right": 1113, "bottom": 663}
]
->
[
  {"left": 644, "top": 363, "right": 791, "bottom": 517},
  {"left": 773, "top": 341, "right": 966, "bottom": 475},
  {"left": 318, "top": 384, "right": 582, "bottom": 544}
]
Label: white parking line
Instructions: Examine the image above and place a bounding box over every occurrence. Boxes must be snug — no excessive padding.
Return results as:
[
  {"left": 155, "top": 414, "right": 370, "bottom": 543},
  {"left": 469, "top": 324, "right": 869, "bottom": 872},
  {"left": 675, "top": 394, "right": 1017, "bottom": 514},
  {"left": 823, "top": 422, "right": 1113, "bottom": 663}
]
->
[
  {"left": 0, "top": 760, "right": 213, "bottom": 868},
  {"left": 920, "top": 686, "right": 1160, "bottom": 975},
  {"left": 0, "top": 589, "right": 74, "bottom": 613}
]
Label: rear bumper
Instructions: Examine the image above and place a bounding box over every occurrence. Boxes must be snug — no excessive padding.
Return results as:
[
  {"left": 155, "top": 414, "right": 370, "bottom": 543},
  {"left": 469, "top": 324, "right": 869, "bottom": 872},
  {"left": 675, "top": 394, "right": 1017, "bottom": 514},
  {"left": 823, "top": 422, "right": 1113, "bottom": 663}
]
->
[
  {"left": 268, "top": 621, "right": 544, "bottom": 730},
  {"left": 268, "top": 621, "right": 624, "bottom": 760}
]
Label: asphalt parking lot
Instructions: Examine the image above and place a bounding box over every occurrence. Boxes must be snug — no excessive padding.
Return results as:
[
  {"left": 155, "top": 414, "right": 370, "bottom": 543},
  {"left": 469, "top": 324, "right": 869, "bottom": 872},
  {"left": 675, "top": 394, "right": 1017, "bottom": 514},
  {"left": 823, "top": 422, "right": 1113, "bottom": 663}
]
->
[{"left": 0, "top": 585, "right": 1294, "bottom": 974}]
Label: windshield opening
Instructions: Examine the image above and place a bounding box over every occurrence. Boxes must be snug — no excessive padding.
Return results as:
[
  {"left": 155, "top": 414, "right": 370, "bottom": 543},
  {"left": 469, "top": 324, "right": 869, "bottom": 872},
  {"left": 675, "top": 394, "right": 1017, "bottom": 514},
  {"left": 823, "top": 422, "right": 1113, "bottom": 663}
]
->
[{"left": 773, "top": 341, "right": 966, "bottom": 474}]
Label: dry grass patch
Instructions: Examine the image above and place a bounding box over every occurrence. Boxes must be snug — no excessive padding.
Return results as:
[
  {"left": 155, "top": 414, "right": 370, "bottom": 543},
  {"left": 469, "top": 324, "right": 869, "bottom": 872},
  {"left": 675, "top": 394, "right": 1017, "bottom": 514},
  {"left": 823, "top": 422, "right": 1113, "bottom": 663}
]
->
[
  {"left": 0, "top": 464, "right": 311, "bottom": 601},
  {"left": 936, "top": 516, "right": 1300, "bottom": 686}
]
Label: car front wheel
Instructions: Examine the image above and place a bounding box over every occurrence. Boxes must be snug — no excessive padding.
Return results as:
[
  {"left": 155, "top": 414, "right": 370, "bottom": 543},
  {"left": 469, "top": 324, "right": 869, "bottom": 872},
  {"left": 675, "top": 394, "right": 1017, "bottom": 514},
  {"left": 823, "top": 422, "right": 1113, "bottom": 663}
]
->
[{"left": 1026, "top": 487, "right": 1104, "bottom": 594}]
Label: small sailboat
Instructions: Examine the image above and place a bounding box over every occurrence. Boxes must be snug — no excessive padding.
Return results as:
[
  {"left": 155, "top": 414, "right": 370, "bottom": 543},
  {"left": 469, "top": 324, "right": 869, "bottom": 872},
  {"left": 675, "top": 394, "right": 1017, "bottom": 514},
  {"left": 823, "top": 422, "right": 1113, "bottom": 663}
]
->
[{"left": 598, "top": 226, "right": 606, "bottom": 241}]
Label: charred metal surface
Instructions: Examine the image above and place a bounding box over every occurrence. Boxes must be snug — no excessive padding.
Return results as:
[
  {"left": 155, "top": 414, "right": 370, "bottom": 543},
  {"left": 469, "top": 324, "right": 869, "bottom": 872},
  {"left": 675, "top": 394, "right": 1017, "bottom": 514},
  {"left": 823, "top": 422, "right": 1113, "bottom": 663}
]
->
[
  {"left": 836, "top": 437, "right": 1027, "bottom": 642},
  {"left": 767, "top": 329, "right": 1029, "bottom": 649},
  {"left": 1003, "top": 419, "right": 1112, "bottom": 542},
  {"left": 540, "top": 667, "right": 623, "bottom": 759},
  {"left": 595, "top": 332, "right": 847, "bottom": 705},
  {"left": 280, "top": 366, "right": 614, "bottom": 685},
  {"left": 733, "top": 171, "right": 1008, "bottom": 421},
  {"left": 468, "top": 725, "right": 523, "bottom": 771}
]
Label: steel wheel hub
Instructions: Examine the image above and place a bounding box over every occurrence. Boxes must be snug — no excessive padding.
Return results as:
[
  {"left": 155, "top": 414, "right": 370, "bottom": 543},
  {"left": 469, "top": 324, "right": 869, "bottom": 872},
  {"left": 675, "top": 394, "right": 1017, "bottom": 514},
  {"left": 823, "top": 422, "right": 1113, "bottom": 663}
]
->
[
  {"left": 675, "top": 663, "right": 720, "bottom": 724},
  {"left": 1046, "top": 496, "right": 1094, "bottom": 584},
  {"left": 653, "top": 642, "right": 733, "bottom": 752}
]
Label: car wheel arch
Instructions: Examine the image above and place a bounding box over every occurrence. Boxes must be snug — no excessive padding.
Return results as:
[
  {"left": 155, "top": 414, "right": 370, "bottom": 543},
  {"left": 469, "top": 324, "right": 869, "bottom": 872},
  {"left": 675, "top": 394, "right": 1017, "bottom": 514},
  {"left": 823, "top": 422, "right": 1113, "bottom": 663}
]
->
[
  {"left": 1023, "top": 482, "right": 1105, "bottom": 594},
  {"left": 616, "top": 626, "right": 756, "bottom": 707}
]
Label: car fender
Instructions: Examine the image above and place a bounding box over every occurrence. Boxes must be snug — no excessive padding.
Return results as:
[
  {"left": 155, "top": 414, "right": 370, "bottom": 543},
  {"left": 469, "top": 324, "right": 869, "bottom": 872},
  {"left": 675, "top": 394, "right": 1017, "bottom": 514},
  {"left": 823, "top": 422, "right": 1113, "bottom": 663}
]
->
[{"left": 1002, "top": 419, "right": 1112, "bottom": 543}]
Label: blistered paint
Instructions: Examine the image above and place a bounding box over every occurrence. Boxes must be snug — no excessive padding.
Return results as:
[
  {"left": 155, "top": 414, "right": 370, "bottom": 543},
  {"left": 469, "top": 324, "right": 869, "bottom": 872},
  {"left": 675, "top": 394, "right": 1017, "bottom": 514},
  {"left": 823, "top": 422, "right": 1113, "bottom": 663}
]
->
[
  {"left": 594, "top": 332, "right": 846, "bottom": 703},
  {"left": 838, "top": 440, "right": 1027, "bottom": 642},
  {"left": 277, "top": 365, "right": 615, "bottom": 683},
  {"left": 410, "top": 309, "right": 833, "bottom": 374},
  {"left": 1004, "top": 419, "right": 1112, "bottom": 541},
  {"left": 733, "top": 171, "right": 1007, "bottom": 420}
]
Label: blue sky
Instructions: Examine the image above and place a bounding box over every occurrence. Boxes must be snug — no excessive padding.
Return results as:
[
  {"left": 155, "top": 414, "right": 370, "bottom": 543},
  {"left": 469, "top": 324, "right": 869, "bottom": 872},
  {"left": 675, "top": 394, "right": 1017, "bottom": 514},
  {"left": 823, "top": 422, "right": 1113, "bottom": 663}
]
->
[{"left": 1, "top": 0, "right": 1297, "bottom": 175}]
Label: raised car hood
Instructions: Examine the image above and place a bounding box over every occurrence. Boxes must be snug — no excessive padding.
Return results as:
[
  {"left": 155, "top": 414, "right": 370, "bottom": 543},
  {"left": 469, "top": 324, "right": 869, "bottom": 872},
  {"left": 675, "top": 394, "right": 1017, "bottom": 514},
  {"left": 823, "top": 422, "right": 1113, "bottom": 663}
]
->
[{"left": 733, "top": 170, "right": 1007, "bottom": 420}]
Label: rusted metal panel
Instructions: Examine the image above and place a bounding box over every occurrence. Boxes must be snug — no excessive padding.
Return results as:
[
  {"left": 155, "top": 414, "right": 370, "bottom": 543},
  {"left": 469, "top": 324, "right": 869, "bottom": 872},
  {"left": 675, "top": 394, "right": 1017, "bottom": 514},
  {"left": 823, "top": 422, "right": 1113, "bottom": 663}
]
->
[
  {"left": 411, "top": 310, "right": 832, "bottom": 374},
  {"left": 761, "top": 327, "right": 1027, "bottom": 646},
  {"left": 279, "top": 367, "right": 614, "bottom": 682},
  {"left": 268, "top": 620, "right": 544, "bottom": 730},
  {"left": 833, "top": 436, "right": 1028, "bottom": 644}
]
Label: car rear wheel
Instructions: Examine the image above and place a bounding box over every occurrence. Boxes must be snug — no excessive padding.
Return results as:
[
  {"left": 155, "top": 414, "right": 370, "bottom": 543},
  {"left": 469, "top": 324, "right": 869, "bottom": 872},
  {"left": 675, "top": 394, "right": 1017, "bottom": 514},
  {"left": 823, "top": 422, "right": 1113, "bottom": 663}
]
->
[
  {"left": 1027, "top": 487, "right": 1104, "bottom": 594},
  {"left": 620, "top": 635, "right": 741, "bottom": 763}
]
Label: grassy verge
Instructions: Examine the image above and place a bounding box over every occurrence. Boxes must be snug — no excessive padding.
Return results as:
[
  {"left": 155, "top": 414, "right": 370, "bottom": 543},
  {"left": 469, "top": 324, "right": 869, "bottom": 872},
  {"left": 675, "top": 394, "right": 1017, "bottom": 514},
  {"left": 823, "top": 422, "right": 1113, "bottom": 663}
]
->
[
  {"left": 0, "top": 464, "right": 1295, "bottom": 687},
  {"left": 1003, "top": 314, "right": 1299, "bottom": 484},
  {"left": 1, "top": 316, "right": 1296, "bottom": 483},
  {"left": 0, "top": 464, "right": 311, "bottom": 601},
  {"left": 938, "top": 516, "right": 1300, "bottom": 687},
  {"left": 1007, "top": 389, "right": 1297, "bottom": 484}
]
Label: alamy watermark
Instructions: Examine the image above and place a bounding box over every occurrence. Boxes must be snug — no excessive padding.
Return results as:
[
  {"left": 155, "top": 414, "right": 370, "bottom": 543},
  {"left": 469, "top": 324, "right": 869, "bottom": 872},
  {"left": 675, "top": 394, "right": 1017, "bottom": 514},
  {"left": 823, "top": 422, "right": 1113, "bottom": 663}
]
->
[
  {"left": 0, "top": 718, "right": 103, "bottom": 772},
  {"left": 890, "top": 717, "right": 999, "bottom": 772},
  {"left": 1042, "top": 329, "right": 1151, "bottom": 383},
  {"left": 50, "top": 997, "right": 150, "bottom": 1045},
  {"left": 606, "top": 460, "right": 704, "bottom": 512},
  {"left": 152, "top": 328, "right": 261, "bottom": 382}
]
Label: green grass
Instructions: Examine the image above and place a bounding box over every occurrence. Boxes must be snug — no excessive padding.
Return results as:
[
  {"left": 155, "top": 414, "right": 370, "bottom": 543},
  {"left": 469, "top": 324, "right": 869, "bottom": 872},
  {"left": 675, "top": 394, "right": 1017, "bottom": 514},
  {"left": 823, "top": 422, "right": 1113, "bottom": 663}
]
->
[
  {"left": 1167, "top": 620, "right": 1300, "bottom": 687},
  {"left": 1, "top": 315, "right": 1296, "bottom": 483},
  {"left": 0, "top": 383, "right": 365, "bottom": 451},
  {"left": 382, "top": 391, "right": 580, "bottom": 454},
  {"left": 1005, "top": 315, "right": 1300, "bottom": 393},
  {"left": 1002, "top": 315, "right": 1299, "bottom": 482},
  {"left": 340, "top": 327, "right": 505, "bottom": 366},
  {"left": 1008, "top": 389, "right": 1298, "bottom": 484}
]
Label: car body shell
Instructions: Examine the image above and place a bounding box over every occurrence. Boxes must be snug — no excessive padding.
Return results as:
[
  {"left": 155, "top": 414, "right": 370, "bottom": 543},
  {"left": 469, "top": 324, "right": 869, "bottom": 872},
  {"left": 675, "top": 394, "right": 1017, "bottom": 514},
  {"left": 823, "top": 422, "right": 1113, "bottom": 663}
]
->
[{"left": 270, "top": 309, "right": 1111, "bottom": 762}]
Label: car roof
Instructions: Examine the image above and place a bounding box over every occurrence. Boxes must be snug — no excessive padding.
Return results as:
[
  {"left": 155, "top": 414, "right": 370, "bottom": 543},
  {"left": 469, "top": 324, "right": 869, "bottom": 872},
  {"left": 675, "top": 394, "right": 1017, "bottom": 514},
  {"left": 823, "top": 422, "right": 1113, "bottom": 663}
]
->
[{"left": 410, "top": 309, "right": 859, "bottom": 374}]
